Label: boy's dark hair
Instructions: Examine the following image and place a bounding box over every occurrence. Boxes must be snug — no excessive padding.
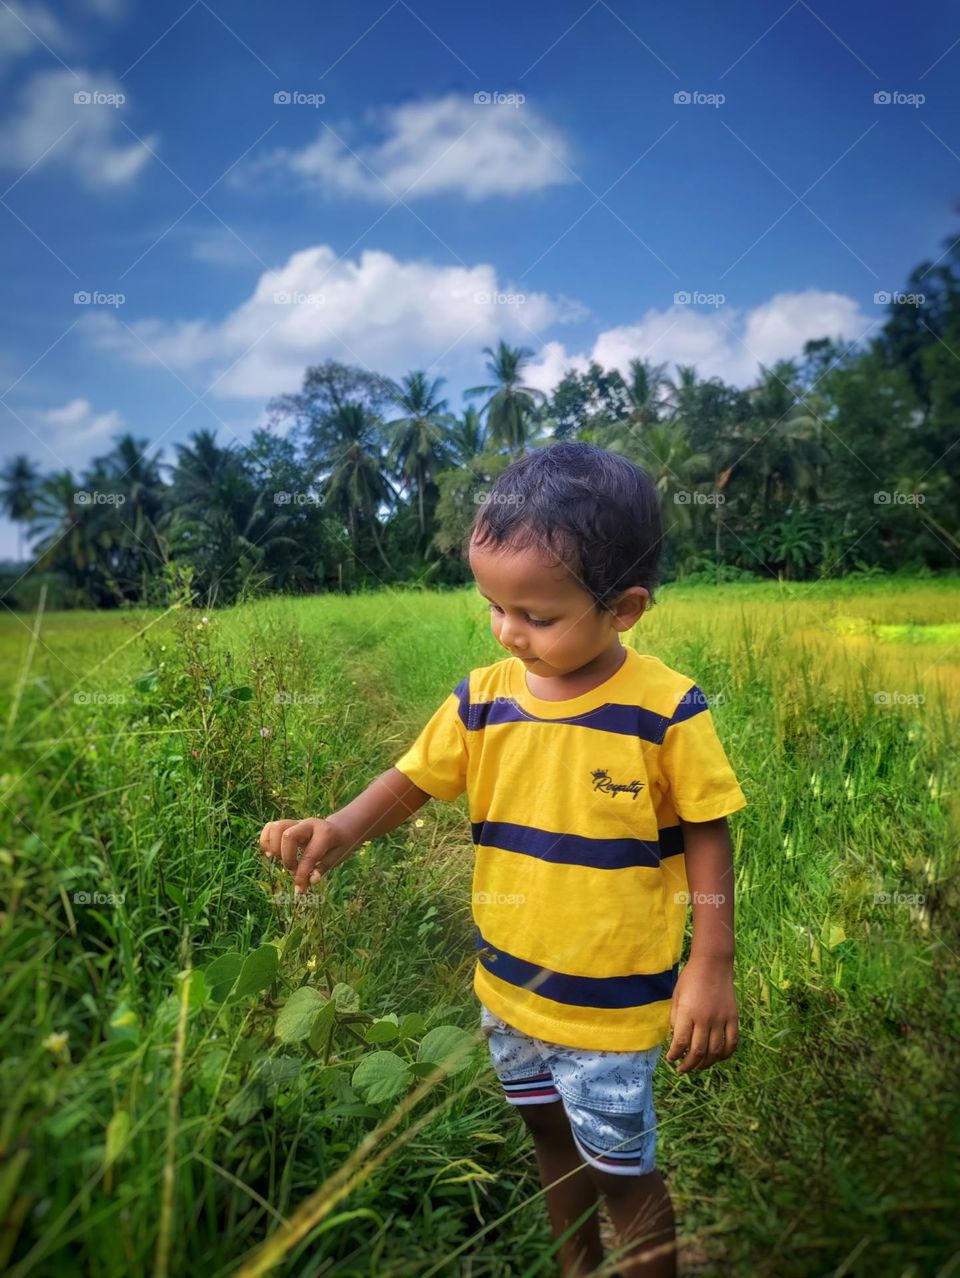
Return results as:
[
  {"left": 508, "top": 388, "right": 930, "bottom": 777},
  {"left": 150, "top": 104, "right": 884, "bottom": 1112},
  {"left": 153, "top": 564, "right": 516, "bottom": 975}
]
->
[{"left": 465, "top": 442, "right": 664, "bottom": 612}]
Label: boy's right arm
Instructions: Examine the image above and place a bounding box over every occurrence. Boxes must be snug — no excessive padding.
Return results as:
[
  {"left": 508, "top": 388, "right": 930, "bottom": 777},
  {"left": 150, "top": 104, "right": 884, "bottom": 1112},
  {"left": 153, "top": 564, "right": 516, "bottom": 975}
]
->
[{"left": 258, "top": 767, "right": 433, "bottom": 894}]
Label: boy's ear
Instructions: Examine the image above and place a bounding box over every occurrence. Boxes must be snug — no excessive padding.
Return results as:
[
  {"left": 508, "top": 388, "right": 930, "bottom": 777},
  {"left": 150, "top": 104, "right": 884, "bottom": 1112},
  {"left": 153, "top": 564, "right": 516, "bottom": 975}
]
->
[{"left": 610, "top": 586, "right": 649, "bottom": 629}]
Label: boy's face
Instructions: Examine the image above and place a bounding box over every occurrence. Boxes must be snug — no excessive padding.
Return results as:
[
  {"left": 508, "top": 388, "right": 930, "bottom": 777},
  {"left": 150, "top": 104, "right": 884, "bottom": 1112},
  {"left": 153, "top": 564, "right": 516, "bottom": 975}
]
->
[{"left": 468, "top": 533, "right": 648, "bottom": 678}]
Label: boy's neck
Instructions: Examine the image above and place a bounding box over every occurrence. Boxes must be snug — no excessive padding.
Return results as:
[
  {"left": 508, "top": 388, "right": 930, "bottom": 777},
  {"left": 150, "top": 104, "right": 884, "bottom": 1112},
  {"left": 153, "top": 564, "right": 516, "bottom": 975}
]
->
[{"left": 523, "top": 642, "right": 626, "bottom": 701}]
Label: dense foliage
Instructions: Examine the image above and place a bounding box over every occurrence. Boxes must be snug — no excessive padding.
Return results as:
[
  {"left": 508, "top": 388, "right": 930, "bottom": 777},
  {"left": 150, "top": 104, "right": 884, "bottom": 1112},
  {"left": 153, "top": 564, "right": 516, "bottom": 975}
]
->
[{"left": 2, "top": 233, "right": 958, "bottom": 610}]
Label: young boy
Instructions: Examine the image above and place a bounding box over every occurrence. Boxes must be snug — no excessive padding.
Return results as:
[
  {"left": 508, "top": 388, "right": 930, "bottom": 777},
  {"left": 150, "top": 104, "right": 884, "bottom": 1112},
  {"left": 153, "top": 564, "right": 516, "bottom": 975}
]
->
[{"left": 259, "top": 442, "right": 747, "bottom": 1277}]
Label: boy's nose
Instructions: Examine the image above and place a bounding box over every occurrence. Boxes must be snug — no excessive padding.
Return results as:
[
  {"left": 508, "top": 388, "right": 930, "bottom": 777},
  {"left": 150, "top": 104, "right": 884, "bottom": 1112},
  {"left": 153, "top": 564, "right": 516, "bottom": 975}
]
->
[{"left": 499, "top": 619, "right": 527, "bottom": 654}]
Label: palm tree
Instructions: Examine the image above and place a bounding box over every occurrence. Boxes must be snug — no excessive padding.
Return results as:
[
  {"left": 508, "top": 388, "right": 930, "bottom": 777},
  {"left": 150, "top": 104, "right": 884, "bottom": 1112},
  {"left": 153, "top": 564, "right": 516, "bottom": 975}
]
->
[
  {"left": 0, "top": 454, "right": 40, "bottom": 561},
  {"left": 29, "top": 470, "right": 121, "bottom": 603},
  {"left": 465, "top": 341, "right": 546, "bottom": 456},
  {"left": 166, "top": 429, "right": 301, "bottom": 607},
  {"left": 318, "top": 404, "right": 399, "bottom": 573},
  {"left": 605, "top": 420, "right": 712, "bottom": 567},
  {"left": 612, "top": 357, "right": 672, "bottom": 438},
  {"left": 666, "top": 365, "right": 701, "bottom": 428},
  {"left": 735, "top": 362, "right": 828, "bottom": 516},
  {"left": 92, "top": 433, "right": 168, "bottom": 598},
  {"left": 384, "top": 371, "right": 455, "bottom": 541},
  {"left": 445, "top": 405, "right": 487, "bottom": 467}
]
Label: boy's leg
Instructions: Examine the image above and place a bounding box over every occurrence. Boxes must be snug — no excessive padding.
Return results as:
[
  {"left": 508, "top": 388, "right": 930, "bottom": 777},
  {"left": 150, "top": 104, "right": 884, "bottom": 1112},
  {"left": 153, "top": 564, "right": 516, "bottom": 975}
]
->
[
  {"left": 516, "top": 1099, "right": 604, "bottom": 1277},
  {"left": 586, "top": 1164, "right": 677, "bottom": 1278}
]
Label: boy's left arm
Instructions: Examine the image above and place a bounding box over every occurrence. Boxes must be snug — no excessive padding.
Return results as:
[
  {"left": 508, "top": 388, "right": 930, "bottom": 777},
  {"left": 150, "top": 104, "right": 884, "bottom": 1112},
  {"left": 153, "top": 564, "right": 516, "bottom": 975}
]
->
[{"left": 666, "top": 815, "right": 739, "bottom": 1075}]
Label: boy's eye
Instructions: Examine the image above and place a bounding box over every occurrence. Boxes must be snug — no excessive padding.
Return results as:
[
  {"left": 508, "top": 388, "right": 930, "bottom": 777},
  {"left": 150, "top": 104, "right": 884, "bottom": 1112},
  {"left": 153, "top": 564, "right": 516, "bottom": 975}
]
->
[{"left": 485, "top": 602, "right": 554, "bottom": 628}]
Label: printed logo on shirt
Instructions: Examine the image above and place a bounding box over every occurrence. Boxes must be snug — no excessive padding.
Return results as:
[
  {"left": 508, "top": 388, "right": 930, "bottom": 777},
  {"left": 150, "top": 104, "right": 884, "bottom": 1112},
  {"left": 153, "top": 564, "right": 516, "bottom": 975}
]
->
[{"left": 591, "top": 768, "right": 645, "bottom": 800}]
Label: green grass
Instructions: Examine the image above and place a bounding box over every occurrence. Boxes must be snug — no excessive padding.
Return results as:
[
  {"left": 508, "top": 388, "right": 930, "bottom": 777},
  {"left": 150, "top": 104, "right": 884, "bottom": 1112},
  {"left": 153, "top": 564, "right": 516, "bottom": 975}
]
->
[{"left": 1, "top": 576, "right": 958, "bottom": 1276}]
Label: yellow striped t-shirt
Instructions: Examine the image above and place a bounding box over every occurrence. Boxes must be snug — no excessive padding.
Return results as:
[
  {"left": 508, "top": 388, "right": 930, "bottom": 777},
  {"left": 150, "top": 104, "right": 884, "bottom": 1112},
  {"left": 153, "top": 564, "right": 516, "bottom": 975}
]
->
[{"left": 392, "top": 643, "right": 747, "bottom": 1051}]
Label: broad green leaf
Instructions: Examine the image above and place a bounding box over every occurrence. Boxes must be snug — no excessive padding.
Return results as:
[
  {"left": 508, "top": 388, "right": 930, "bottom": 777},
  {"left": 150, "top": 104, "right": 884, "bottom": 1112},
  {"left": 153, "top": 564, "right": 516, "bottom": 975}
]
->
[
  {"left": 307, "top": 1000, "right": 336, "bottom": 1053},
  {"left": 177, "top": 968, "right": 208, "bottom": 1010},
  {"left": 398, "top": 1012, "right": 427, "bottom": 1040},
  {"left": 205, "top": 952, "right": 243, "bottom": 1003},
  {"left": 417, "top": 1025, "right": 475, "bottom": 1075},
  {"left": 231, "top": 686, "right": 254, "bottom": 701},
  {"left": 408, "top": 1061, "right": 440, "bottom": 1078},
  {"left": 229, "top": 945, "right": 279, "bottom": 1001},
  {"left": 331, "top": 983, "right": 359, "bottom": 1013},
  {"left": 351, "top": 1051, "right": 411, "bottom": 1104},
  {"left": 275, "top": 987, "right": 328, "bottom": 1043},
  {"left": 282, "top": 924, "right": 304, "bottom": 960},
  {"left": 365, "top": 1019, "right": 400, "bottom": 1045}
]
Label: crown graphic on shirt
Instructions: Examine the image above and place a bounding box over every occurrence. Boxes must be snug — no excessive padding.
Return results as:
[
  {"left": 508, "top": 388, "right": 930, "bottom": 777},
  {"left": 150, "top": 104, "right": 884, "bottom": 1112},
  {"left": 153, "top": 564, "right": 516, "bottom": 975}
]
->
[{"left": 591, "top": 768, "right": 645, "bottom": 800}]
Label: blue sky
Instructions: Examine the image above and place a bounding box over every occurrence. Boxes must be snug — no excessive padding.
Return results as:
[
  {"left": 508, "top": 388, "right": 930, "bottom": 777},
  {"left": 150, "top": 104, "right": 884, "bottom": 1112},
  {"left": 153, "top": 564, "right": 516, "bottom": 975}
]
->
[{"left": 0, "top": 0, "right": 957, "bottom": 558}]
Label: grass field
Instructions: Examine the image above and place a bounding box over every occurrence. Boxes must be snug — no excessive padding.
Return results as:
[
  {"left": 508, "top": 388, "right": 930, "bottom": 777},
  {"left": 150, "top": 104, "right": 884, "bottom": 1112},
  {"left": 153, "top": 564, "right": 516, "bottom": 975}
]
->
[{"left": 1, "top": 574, "right": 958, "bottom": 1277}]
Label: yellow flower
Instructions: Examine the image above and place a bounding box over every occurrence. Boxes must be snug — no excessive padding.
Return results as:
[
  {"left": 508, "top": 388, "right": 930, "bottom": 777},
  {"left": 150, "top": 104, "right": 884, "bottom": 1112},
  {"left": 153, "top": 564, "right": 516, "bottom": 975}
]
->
[
  {"left": 306, "top": 956, "right": 318, "bottom": 971},
  {"left": 43, "top": 1031, "right": 69, "bottom": 1054},
  {"left": 415, "top": 819, "right": 425, "bottom": 828}
]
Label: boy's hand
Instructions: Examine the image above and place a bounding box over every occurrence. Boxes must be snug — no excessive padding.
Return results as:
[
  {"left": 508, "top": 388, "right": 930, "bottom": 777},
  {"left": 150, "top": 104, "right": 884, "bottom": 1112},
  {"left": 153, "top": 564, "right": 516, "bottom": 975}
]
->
[
  {"left": 666, "top": 955, "right": 738, "bottom": 1074},
  {"left": 258, "top": 818, "right": 354, "bottom": 894}
]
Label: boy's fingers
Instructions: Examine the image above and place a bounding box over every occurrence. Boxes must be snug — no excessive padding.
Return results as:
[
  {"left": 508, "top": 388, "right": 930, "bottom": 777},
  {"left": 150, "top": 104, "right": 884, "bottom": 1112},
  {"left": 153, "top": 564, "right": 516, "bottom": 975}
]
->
[
  {"left": 695, "top": 1024, "right": 727, "bottom": 1072},
  {"left": 665, "top": 1010, "right": 692, "bottom": 1064},
  {"left": 259, "top": 820, "right": 296, "bottom": 859},
  {"left": 678, "top": 1025, "right": 709, "bottom": 1074},
  {"left": 294, "top": 832, "right": 341, "bottom": 892},
  {"left": 279, "top": 820, "right": 318, "bottom": 873}
]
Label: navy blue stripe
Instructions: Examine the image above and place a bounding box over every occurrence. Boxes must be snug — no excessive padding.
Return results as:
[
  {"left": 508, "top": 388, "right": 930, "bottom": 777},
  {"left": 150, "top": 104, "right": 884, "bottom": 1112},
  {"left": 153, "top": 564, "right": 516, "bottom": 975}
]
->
[
  {"left": 454, "top": 677, "right": 471, "bottom": 730},
  {"left": 475, "top": 933, "right": 679, "bottom": 1010},
  {"left": 473, "top": 820, "right": 673, "bottom": 869},
  {"left": 669, "top": 684, "right": 709, "bottom": 725},
  {"left": 472, "top": 820, "right": 685, "bottom": 869},
  {"left": 452, "top": 681, "right": 708, "bottom": 742},
  {"left": 658, "top": 824, "right": 684, "bottom": 857}
]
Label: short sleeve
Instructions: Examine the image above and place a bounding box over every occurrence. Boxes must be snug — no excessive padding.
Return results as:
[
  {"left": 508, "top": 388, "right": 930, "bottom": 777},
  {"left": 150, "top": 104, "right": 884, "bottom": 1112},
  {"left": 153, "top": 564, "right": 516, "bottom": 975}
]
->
[
  {"left": 392, "top": 683, "right": 469, "bottom": 802},
  {"left": 659, "top": 686, "right": 747, "bottom": 821}
]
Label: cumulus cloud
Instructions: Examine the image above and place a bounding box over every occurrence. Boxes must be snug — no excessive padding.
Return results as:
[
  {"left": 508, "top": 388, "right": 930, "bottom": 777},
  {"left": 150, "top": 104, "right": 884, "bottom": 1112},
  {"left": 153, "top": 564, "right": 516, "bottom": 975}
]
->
[
  {"left": 85, "top": 244, "right": 584, "bottom": 398},
  {"left": 13, "top": 397, "right": 125, "bottom": 469},
  {"left": 0, "top": 2, "right": 68, "bottom": 73},
  {"left": 249, "top": 92, "right": 575, "bottom": 202},
  {"left": 524, "top": 290, "right": 873, "bottom": 393},
  {"left": 0, "top": 67, "right": 156, "bottom": 189}
]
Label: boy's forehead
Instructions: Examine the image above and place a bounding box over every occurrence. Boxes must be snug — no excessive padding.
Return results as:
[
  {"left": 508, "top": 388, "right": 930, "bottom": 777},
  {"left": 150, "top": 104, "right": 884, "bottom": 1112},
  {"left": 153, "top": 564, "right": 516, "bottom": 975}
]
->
[{"left": 469, "top": 539, "right": 583, "bottom": 604}]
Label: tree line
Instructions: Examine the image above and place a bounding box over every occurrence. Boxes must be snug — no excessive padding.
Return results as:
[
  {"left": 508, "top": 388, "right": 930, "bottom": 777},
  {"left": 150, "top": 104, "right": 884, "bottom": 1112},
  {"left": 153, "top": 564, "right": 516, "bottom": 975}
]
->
[{"left": 2, "top": 231, "right": 958, "bottom": 609}]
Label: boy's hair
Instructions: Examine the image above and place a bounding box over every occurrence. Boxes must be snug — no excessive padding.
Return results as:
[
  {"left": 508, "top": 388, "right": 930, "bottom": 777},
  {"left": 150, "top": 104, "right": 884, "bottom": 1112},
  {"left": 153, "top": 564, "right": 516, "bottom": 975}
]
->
[{"left": 465, "top": 442, "right": 664, "bottom": 612}]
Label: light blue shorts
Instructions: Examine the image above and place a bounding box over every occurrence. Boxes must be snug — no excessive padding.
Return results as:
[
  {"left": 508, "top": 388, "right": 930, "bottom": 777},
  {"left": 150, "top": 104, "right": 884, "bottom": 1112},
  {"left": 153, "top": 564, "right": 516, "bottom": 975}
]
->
[{"left": 480, "top": 1003, "right": 663, "bottom": 1177}]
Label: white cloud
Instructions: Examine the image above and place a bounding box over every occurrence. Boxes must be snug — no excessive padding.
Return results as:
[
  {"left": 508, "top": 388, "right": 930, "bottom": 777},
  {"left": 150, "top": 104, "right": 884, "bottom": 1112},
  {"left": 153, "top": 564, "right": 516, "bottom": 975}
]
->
[
  {"left": 525, "top": 290, "right": 872, "bottom": 392},
  {"left": 250, "top": 92, "right": 575, "bottom": 202},
  {"left": 0, "top": 67, "right": 156, "bottom": 189},
  {"left": 170, "top": 225, "right": 269, "bottom": 269},
  {"left": 85, "top": 244, "right": 583, "bottom": 398},
  {"left": 0, "top": 2, "right": 68, "bottom": 73},
  {"left": 7, "top": 397, "right": 125, "bottom": 470}
]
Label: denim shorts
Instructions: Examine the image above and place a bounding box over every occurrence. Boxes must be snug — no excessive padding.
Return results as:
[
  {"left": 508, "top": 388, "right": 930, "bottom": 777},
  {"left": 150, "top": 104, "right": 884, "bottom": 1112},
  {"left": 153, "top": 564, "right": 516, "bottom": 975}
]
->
[{"left": 480, "top": 1003, "right": 663, "bottom": 1176}]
